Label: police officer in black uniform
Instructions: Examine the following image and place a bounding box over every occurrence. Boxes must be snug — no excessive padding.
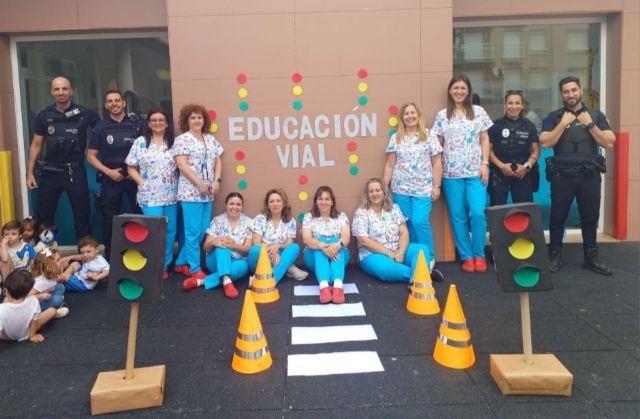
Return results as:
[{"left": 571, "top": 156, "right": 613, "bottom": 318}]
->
[
  {"left": 87, "top": 90, "right": 144, "bottom": 258},
  {"left": 488, "top": 90, "right": 540, "bottom": 205},
  {"left": 540, "top": 76, "right": 616, "bottom": 275},
  {"left": 26, "top": 76, "right": 101, "bottom": 239}
]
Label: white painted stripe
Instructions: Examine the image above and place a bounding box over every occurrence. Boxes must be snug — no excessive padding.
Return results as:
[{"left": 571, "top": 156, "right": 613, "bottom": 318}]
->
[
  {"left": 288, "top": 351, "right": 384, "bottom": 376},
  {"left": 292, "top": 302, "right": 366, "bottom": 318},
  {"left": 294, "top": 283, "right": 359, "bottom": 296},
  {"left": 291, "top": 325, "right": 378, "bottom": 345}
]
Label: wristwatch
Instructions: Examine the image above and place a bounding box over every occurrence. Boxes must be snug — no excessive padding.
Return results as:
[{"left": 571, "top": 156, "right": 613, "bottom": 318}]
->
[
  {"left": 586, "top": 122, "right": 595, "bottom": 130},
  {"left": 524, "top": 162, "right": 532, "bottom": 171}
]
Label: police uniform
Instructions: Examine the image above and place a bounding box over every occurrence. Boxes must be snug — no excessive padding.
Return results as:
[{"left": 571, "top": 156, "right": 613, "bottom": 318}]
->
[
  {"left": 542, "top": 105, "right": 611, "bottom": 274},
  {"left": 488, "top": 115, "right": 539, "bottom": 205},
  {"left": 88, "top": 115, "right": 144, "bottom": 256},
  {"left": 33, "top": 102, "right": 101, "bottom": 239}
]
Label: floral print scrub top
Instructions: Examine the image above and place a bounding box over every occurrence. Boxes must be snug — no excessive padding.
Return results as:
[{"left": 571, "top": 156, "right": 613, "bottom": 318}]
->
[
  {"left": 251, "top": 214, "right": 297, "bottom": 245},
  {"left": 385, "top": 129, "right": 443, "bottom": 197},
  {"left": 173, "top": 132, "right": 224, "bottom": 203},
  {"left": 352, "top": 204, "right": 406, "bottom": 261},
  {"left": 125, "top": 136, "right": 178, "bottom": 207},
  {"left": 431, "top": 105, "right": 493, "bottom": 179},
  {"left": 205, "top": 213, "right": 252, "bottom": 259},
  {"left": 302, "top": 212, "right": 349, "bottom": 239}
]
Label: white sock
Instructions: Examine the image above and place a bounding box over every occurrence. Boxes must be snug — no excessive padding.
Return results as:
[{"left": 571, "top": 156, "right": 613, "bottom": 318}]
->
[
  {"left": 333, "top": 279, "right": 343, "bottom": 289},
  {"left": 222, "top": 276, "right": 231, "bottom": 285},
  {"left": 196, "top": 279, "right": 204, "bottom": 286},
  {"left": 319, "top": 280, "right": 329, "bottom": 289}
]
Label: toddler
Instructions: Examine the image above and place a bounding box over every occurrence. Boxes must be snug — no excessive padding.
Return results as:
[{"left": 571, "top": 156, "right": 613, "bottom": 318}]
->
[
  {"left": 60, "top": 236, "right": 110, "bottom": 292},
  {"left": 21, "top": 216, "right": 37, "bottom": 246},
  {"left": 29, "top": 248, "right": 68, "bottom": 317},
  {"left": 1, "top": 221, "right": 37, "bottom": 290}
]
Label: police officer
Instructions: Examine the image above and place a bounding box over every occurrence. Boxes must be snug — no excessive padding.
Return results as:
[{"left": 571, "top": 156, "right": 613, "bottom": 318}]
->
[
  {"left": 87, "top": 90, "right": 144, "bottom": 258},
  {"left": 488, "top": 90, "right": 540, "bottom": 205},
  {"left": 540, "top": 76, "right": 616, "bottom": 275},
  {"left": 26, "top": 76, "right": 101, "bottom": 239}
]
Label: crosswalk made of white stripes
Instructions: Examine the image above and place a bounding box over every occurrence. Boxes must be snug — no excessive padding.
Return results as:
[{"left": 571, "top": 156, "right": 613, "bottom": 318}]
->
[{"left": 287, "top": 284, "right": 384, "bottom": 376}]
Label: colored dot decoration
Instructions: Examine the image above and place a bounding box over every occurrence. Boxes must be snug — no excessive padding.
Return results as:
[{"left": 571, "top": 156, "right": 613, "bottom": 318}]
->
[
  {"left": 239, "top": 101, "right": 249, "bottom": 112},
  {"left": 207, "top": 110, "right": 217, "bottom": 120},
  {"left": 348, "top": 154, "right": 359, "bottom": 164},
  {"left": 238, "top": 87, "right": 248, "bottom": 98},
  {"left": 234, "top": 148, "right": 247, "bottom": 191},
  {"left": 355, "top": 68, "right": 368, "bottom": 108},
  {"left": 358, "top": 96, "right": 368, "bottom": 106},
  {"left": 235, "top": 151, "right": 245, "bottom": 161},
  {"left": 237, "top": 73, "right": 249, "bottom": 112},
  {"left": 388, "top": 128, "right": 397, "bottom": 138},
  {"left": 388, "top": 105, "right": 399, "bottom": 138},
  {"left": 209, "top": 122, "right": 218, "bottom": 134},
  {"left": 388, "top": 116, "right": 399, "bottom": 127},
  {"left": 236, "top": 73, "right": 247, "bottom": 84},
  {"left": 236, "top": 165, "right": 246, "bottom": 175},
  {"left": 238, "top": 180, "right": 248, "bottom": 190},
  {"left": 207, "top": 109, "right": 218, "bottom": 134},
  {"left": 349, "top": 166, "right": 359, "bottom": 176},
  {"left": 298, "top": 175, "right": 308, "bottom": 185},
  {"left": 388, "top": 105, "right": 399, "bottom": 115},
  {"left": 292, "top": 72, "right": 303, "bottom": 111},
  {"left": 297, "top": 213, "right": 305, "bottom": 223},
  {"left": 298, "top": 191, "right": 308, "bottom": 201},
  {"left": 347, "top": 141, "right": 358, "bottom": 152},
  {"left": 357, "top": 68, "right": 368, "bottom": 79},
  {"left": 357, "top": 82, "right": 368, "bottom": 93}
]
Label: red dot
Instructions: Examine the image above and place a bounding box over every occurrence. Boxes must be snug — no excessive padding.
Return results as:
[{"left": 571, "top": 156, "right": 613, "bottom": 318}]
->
[
  {"left": 208, "top": 110, "right": 217, "bottom": 120},
  {"left": 298, "top": 175, "right": 308, "bottom": 185},
  {"left": 124, "top": 221, "right": 149, "bottom": 243},
  {"left": 292, "top": 73, "right": 302, "bottom": 83},
  {"left": 388, "top": 105, "right": 399, "bottom": 115},
  {"left": 347, "top": 141, "right": 358, "bottom": 152},
  {"left": 236, "top": 73, "right": 247, "bottom": 84},
  {"left": 235, "top": 151, "right": 245, "bottom": 161},
  {"left": 503, "top": 212, "right": 530, "bottom": 233},
  {"left": 357, "top": 68, "right": 368, "bottom": 79}
]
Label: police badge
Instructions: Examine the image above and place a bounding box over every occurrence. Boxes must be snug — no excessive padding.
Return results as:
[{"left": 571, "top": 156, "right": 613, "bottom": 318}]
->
[
  {"left": 48, "top": 126, "right": 55, "bottom": 135},
  {"left": 107, "top": 135, "right": 114, "bottom": 144},
  {"left": 502, "top": 128, "right": 510, "bottom": 138}
]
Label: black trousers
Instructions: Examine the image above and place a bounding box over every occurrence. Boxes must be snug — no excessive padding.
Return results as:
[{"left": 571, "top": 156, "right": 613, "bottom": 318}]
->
[
  {"left": 100, "top": 177, "right": 140, "bottom": 257},
  {"left": 549, "top": 170, "right": 601, "bottom": 251},
  {"left": 489, "top": 171, "right": 534, "bottom": 206},
  {"left": 37, "top": 166, "right": 91, "bottom": 239}
]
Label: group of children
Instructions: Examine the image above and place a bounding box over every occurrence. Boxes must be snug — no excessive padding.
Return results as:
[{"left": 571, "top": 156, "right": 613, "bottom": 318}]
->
[{"left": 0, "top": 217, "right": 109, "bottom": 343}]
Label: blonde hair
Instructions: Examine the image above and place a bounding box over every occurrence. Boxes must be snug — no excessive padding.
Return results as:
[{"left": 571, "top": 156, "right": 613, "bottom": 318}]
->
[
  {"left": 360, "top": 178, "right": 394, "bottom": 212},
  {"left": 394, "top": 102, "right": 427, "bottom": 143},
  {"left": 31, "top": 248, "right": 62, "bottom": 280}
]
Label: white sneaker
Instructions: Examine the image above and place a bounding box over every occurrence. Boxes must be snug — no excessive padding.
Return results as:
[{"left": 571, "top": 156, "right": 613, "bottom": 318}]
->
[
  {"left": 55, "top": 307, "right": 69, "bottom": 319},
  {"left": 286, "top": 265, "right": 308, "bottom": 281}
]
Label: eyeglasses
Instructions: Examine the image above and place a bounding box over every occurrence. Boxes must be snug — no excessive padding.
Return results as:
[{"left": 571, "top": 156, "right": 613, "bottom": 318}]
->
[{"left": 150, "top": 119, "right": 167, "bottom": 124}]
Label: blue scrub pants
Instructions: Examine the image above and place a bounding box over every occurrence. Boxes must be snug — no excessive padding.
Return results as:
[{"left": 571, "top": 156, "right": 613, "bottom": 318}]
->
[
  {"left": 358, "top": 243, "right": 431, "bottom": 282},
  {"left": 248, "top": 243, "right": 300, "bottom": 284},
  {"left": 176, "top": 201, "right": 211, "bottom": 274},
  {"left": 141, "top": 203, "right": 178, "bottom": 271},
  {"left": 303, "top": 236, "right": 350, "bottom": 284},
  {"left": 442, "top": 177, "right": 487, "bottom": 261},
  {"left": 203, "top": 247, "right": 249, "bottom": 290},
  {"left": 392, "top": 193, "right": 435, "bottom": 263}
]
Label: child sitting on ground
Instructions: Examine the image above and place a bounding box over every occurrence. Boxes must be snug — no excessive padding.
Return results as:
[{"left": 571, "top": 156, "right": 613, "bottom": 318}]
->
[
  {"left": 0, "top": 270, "right": 60, "bottom": 343},
  {"left": 60, "top": 236, "right": 110, "bottom": 293},
  {"left": 1, "top": 220, "right": 36, "bottom": 273},
  {"left": 21, "top": 216, "right": 38, "bottom": 246},
  {"left": 29, "top": 248, "right": 68, "bottom": 317}
]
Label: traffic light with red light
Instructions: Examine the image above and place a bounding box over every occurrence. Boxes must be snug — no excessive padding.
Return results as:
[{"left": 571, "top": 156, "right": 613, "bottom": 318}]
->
[
  {"left": 108, "top": 215, "right": 167, "bottom": 302},
  {"left": 485, "top": 203, "right": 552, "bottom": 292}
]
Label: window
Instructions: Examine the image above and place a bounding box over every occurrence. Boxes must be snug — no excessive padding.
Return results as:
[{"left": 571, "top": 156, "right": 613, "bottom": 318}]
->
[
  {"left": 528, "top": 30, "right": 547, "bottom": 52},
  {"left": 503, "top": 31, "right": 522, "bottom": 59}
]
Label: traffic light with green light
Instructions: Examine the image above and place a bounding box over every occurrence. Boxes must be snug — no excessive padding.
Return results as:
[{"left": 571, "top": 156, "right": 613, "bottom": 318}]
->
[
  {"left": 108, "top": 215, "right": 167, "bottom": 302},
  {"left": 485, "top": 203, "right": 552, "bottom": 292}
]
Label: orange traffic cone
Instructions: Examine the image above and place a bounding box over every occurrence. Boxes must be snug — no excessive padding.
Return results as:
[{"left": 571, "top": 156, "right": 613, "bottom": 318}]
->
[
  {"left": 231, "top": 291, "right": 272, "bottom": 374},
  {"left": 406, "top": 250, "right": 440, "bottom": 315},
  {"left": 433, "top": 284, "right": 475, "bottom": 369},
  {"left": 250, "top": 244, "right": 280, "bottom": 303}
]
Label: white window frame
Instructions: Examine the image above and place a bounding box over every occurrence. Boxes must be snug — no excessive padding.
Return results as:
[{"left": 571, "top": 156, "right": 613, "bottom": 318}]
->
[
  {"left": 454, "top": 16, "right": 608, "bottom": 235},
  {"left": 10, "top": 31, "right": 168, "bottom": 218}
]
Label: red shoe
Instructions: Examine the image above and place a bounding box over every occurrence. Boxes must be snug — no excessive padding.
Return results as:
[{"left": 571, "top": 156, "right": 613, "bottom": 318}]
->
[
  {"left": 174, "top": 265, "right": 192, "bottom": 277},
  {"left": 332, "top": 287, "right": 345, "bottom": 304},
  {"left": 162, "top": 271, "right": 169, "bottom": 280},
  {"left": 319, "top": 286, "right": 332, "bottom": 304},
  {"left": 191, "top": 270, "right": 207, "bottom": 280},
  {"left": 461, "top": 259, "right": 475, "bottom": 272},
  {"left": 182, "top": 277, "right": 198, "bottom": 291},
  {"left": 474, "top": 257, "right": 487, "bottom": 272},
  {"left": 223, "top": 282, "right": 239, "bottom": 299}
]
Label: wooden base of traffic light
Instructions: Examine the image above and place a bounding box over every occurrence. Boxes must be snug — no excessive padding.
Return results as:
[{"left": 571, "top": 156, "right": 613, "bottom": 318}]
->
[
  {"left": 490, "top": 293, "right": 573, "bottom": 396},
  {"left": 90, "top": 303, "right": 166, "bottom": 415}
]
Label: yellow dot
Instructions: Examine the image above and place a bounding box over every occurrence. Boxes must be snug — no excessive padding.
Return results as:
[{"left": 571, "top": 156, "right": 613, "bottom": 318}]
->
[
  {"left": 209, "top": 122, "right": 218, "bottom": 134},
  {"left": 388, "top": 116, "right": 399, "bottom": 127},
  {"left": 348, "top": 154, "right": 359, "bottom": 164},
  {"left": 298, "top": 191, "right": 308, "bottom": 201},
  {"left": 292, "top": 85, "right": 303, "bottom": 96},
  {"left": 238, "top": 87, "right": 248, "bottom": 98},
  {"left": 122, "top": 249, "right": 147, "bottom": 271},
  {"left": 358, "top": 82, "right": 368, "bottom": 93},
  {"left": 236, "top": 165, "right": 246, "bottom": 175},
  {"left": 508, "top": 238, "right": 535, "bottom": 260}
]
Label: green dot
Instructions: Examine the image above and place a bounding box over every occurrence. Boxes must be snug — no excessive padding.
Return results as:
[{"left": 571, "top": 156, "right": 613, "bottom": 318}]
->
[
  {"left": 239, "top": 101, "right": 249, "bottom": 112},
  {"left": 349, "top": 166, "right": 359, "bottom": 176},
  {"left": 358, "top": 96, "right": 368, "bottom": 106},
  {"left": 118, "top": 278, "right": 144, "bottom": 301},
  {"left": 388, "top": 128, "right": 397, "bottom": 138},
  {"left": 238, "top": 180, "right": 248, "bottom": 190},
  {"left": 513, "top": 266, "right": 540, "bottom": 288},
  {"left": 293, "top": 100, "right": 303, "bottom": 110},
  {"left": 297, "top": 212, "right": 305, "bottom": 223}
]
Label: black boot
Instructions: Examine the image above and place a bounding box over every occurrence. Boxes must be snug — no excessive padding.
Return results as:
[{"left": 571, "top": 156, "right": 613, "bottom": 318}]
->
[
  {"left": 548, "top": 247, "right": 561, "bottom": 273},
  {"left": 583, "top": 248, "right": 612, "bottom": 276}
]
